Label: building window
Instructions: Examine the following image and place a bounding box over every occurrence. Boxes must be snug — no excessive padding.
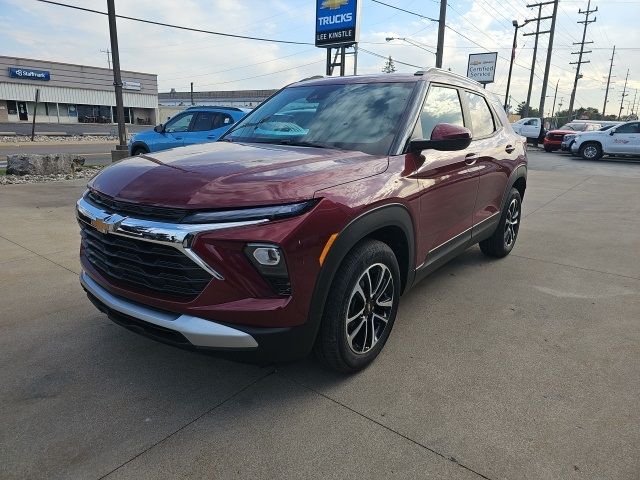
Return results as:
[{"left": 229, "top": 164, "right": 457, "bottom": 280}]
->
[
  {"left": 7, "top": 100, "right": 17, "bottom": 115},
  {"left": 112, "top": 106, "right": 132, "bottom": 124}
]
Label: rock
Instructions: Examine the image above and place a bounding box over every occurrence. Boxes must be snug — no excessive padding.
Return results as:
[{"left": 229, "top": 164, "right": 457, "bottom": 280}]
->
[{"left": 6, "top": 154, "right": 86, "bottom": 176}]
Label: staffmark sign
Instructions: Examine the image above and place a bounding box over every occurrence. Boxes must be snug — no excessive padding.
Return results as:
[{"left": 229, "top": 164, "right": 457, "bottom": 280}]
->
[
  {"left": 466, "top": 52, "right": 498, "bottom": 84},
  {"left": 315, "top": 0, "right": 361, "bottom": 47},
  {"left": 9, "top": 67, "right": 50, "bottom": 81}
]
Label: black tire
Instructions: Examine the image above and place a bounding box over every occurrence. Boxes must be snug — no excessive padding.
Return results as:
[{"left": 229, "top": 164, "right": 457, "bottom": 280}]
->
[
  {"left": 544, "top": 145, "right": 553, "bottom": 153},
  {"left": 131, "top": 145, "right": 149, "bottom": 156},
  {"left": 314, "top": 239, "right": 401, "bottom": 373},
  {"left": 579, "top": 142, "right": 603, "bottom": 161},
  {"left": 479, "top": 188, "right": 522, "bottom": 258}
]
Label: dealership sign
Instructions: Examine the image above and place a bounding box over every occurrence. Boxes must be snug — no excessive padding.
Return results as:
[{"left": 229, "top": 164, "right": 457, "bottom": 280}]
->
[
  {"left": 9, "top": 67, "right": 50, "bottom": 81},
  {"left": 315, "top": 0, "right": 361, "bottom": 47},
  {"left": 466, "top": 52, "right": 498, "bottom": 84},
  {"left": 123, "top": 80, "right": 142, "bottom": 91}
]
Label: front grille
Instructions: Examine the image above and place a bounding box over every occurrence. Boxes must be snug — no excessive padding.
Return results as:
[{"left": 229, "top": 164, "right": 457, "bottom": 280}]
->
[
  {"left": 80, "top": 224, "right": 213, "bottom": 300},
  {"left": 86, "top": 190, "right": 190, "bottom": 223},
  {"left": 549, "top": 134, "right": 565, "bottom": 140}
]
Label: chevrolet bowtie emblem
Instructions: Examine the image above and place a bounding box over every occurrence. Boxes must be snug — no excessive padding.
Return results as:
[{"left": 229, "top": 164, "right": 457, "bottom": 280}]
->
[{"left": 91, "top": 214, "right": 124, "bottom": 234}]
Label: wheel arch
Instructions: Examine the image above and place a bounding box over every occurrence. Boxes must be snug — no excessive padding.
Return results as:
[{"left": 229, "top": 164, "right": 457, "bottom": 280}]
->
[
  {"left": 501, "top": 164, "right": 527, "bottom": 211},
  {"left": 130, "top": 141, "right": 150, "bottom": 155},
  {"left": 306, "top": 203, "right": 416, "bottom": 346}
]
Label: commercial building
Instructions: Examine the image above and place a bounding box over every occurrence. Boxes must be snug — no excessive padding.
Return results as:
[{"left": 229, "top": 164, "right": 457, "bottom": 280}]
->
[
  {"left": 0, "top": 55, "right": 158, "bottom": 125},
  {"left": 158, "top": 89, "right": 276, "bottom": 108}
]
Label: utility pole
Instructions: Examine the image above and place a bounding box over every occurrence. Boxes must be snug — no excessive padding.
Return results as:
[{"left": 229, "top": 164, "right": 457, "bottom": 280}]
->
[
  {"left": 100, "top": 49, "right": 111, "bottom": 70},
  {"left": 435, "top": 0, "right": 446, "bottom": 68},
  {"left": 618, "top": 69, "right": 629, "bottom": 120},
  {"left": 504, "top": 20, "right": 526, "bottom": 110},
  {"left": 550, "top": 79, "right": 559, "bottom": 127},
  {"left": 107, "top": 0, "right": 128, "bottom": 161},
  {"left": 631, "top": 89, "right": 638, "bottom": 117},
  {"left": 568, "top": 0, "right": 597, "bottom": 120},
  {"left": 602, "top": 46, "right": 615, "bottom": 117},
  {"left": 190, "top": 82, "right": 194, "bottom": 106},
  {"left": 522, "top": 1, "right": 553, "bottom": 117},
  {"left": 538, "top": 0, "right": 559, "bottom": 127}
]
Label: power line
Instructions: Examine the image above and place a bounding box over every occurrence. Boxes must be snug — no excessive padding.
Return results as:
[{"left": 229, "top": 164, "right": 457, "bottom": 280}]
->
[
  {"left": 369, "top": 0, "right": 438, "bottom": 22},
  {"left": 34, "top": 0, "right": 313, "bottom": 45}
]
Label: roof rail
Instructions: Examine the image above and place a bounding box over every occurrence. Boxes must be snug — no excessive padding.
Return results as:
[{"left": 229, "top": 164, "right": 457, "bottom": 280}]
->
[
  {"left": 184, "top": 105, "right": 246, "bottom": 111},
  {"left": 297, "top": 75, "right": 324, "bottom": 82}
]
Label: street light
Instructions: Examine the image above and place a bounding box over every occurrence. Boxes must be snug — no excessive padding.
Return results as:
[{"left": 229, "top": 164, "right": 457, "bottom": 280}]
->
[
  {"left": 385, "top": 37, "right": 437, "bottom": 56},
  {"left": 504, "top": 19, "right": 530, "bottom": 112}
]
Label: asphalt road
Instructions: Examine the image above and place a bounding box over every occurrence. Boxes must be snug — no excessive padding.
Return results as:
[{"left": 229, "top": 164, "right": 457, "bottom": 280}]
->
[{"left": 1, "top": 151, "right": 639, "bottom": 479}]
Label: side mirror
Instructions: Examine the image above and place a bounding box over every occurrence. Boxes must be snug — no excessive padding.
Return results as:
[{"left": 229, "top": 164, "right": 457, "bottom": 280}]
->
[
  {"left": 609, "top": 129, "right": 615, "bottom": 135},
  {"left": 153, "top": 124, "right": 164, "bottom": 133},
  {"left": 408, "top": 123, "right": 472, "bottom": 154}
]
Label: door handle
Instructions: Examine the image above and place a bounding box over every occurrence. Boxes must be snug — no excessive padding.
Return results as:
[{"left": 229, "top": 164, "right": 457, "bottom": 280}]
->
[
  {"left": 174, "top": 136, "right": 182, "bottom": 140},
  {"left": 464, "top": 153, "right": 478, "bottom": 165},
  {"left": 505, "top": 144, "right": 516, "bottom": 154}
]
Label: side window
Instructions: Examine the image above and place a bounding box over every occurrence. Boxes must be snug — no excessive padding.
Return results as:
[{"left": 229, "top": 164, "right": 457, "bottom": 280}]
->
[
  {"left": 465, "top": 91, "right": 496, "bottom": 138},
  {"left": 616, "top": 122, "right": 640, "bottom": 134},
  {"left": 212, "top": 113, "right": 234, "bottom": 129},
  {"left": 416, "top": 85, "right": 465, "bottom": 139},
  {"left": 190, "top": 112, "right": 217, "bottom": 131},
  {"left": 165, "top": 113, "right": 194, "bottom": 133}
]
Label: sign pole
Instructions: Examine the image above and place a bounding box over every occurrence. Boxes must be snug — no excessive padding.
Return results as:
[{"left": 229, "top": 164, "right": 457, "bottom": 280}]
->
[{"left": 30, "top": 89, "right": 40, "bottom": 142}]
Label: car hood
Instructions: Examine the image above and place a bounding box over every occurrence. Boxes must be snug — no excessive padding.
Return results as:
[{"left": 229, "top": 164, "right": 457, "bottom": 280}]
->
[{"left": 89, "top": 142, "right": 388, "bottom": 209}]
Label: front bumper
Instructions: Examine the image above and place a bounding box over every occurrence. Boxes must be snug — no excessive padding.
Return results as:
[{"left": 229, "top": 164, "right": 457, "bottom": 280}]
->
[
  {"left": 81, "top": 271, "right": 258, "bottom": 349},
  {"left": 543, "top": 138, "right": 562, "bottom": 150}
]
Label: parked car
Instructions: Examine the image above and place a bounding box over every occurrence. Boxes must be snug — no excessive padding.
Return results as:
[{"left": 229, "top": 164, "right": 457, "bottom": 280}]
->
[
  {"left": 511, "top": 117, "right": 543, "bottom": 141},
  {"left": 561, "top": 123, "right": 620, "bottom": 153},
  {"left": 543, "top": 121, "right": 607, "bottom": 152},
  {"left": 77, "top": 69, "right": 527, "bottom": 372},
  {"left": 572, "top": 120, "right": 640, "bottom": 160},
  {"left": 127, "top": 106, "right": 250, "bottom": 156}
]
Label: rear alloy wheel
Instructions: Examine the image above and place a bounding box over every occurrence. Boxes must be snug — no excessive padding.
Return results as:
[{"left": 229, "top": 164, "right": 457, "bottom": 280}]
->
[
  {"left": 480, "top": 188, "right": 522, "bottom": 258},
  {"left": 315, "top": 239, "right": 400, "bottom": 372},
  {"left": 579, "top": 142, "right": 602, "bottom": 161}
]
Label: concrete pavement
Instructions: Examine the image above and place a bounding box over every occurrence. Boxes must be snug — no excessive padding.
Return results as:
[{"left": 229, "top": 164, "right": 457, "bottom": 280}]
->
[{"left": 1, "top": 152, "right": 639, "bottom": 479}]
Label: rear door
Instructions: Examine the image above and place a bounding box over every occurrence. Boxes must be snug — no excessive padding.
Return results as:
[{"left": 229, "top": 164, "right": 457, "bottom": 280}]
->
[
  {"left": 608, "top": 122, "right": 640, "bottom": 154},
  {"left": 412, "top": 84, "right": 478, "bottom": 263}
]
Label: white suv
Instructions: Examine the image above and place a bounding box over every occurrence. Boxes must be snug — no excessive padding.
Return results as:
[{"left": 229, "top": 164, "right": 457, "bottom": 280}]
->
[{"left": 572, "top": 121, "right": 640, "bottom": 160}]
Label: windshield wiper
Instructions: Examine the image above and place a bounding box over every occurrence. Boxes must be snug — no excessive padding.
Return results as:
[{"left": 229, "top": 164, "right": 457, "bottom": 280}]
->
[{"left": 271, "top": 139, "right": 332, "bottom": 149}]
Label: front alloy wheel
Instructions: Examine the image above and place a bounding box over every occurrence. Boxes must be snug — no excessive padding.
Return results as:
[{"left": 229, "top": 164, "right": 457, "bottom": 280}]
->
[
  {"left": 346, "top": 263, "right": 394, "bottom": 354},
  {"left": 315, "top": 239, "right": 400, "bottom": 372}
]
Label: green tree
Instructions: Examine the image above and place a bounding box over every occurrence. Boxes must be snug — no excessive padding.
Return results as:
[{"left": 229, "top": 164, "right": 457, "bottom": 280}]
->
[
  {"left": 382, "top": 56, "right": 396, "bottom": 73},
  {"left": 515, "top": 101, "right": 540, "bottom": 117}
]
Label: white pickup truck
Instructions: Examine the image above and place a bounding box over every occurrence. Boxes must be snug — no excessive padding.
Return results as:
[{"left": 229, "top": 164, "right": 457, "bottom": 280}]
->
[
  {"left": 572, "top": 120, "right": 640, "bottom": 160},
  {"left": 511, "top": 117, "right": 543, "bottom": 141}
]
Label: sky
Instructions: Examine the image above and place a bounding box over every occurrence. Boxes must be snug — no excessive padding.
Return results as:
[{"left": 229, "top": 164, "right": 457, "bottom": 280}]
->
[{"left": 1, "top": 0, "right": 639, "bottom": 116}]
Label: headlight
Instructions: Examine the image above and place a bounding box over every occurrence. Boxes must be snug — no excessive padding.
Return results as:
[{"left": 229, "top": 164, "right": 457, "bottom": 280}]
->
[{"left": 181, "top": 199, "right": 318, "bottom": 224}]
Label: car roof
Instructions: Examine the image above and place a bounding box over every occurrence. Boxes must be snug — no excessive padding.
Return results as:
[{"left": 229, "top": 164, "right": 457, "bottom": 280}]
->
[
  {"left": 290, "top": 68, "right": 493, "bottom": 98},
  {"left": 184, "top": 106, "right": 250, "bottom": 113}
]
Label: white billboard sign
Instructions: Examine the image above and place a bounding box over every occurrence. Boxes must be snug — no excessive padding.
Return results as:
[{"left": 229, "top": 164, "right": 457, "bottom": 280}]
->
[{"left": 466, "top": 52, "right": 498, "bottom": 84}]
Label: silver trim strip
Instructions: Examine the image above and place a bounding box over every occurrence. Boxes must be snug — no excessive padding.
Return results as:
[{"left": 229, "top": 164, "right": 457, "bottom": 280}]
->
[
  {"left": 81, "top": 271, "right": 258, "bottom": 349},
  {"left": 427, "top": 211, "right": 501, "bottom": 254},
  {"left": 77, "top": 196, "right": 267, "bottom": 280}
]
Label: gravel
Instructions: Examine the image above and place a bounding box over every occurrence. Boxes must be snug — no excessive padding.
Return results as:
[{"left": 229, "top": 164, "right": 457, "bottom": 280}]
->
[
  {"left": 0, "top": 166, "right": 103, "bottom": 185},
  {"left": 0, "top": 135, "right": 129, "bottom": 143}
]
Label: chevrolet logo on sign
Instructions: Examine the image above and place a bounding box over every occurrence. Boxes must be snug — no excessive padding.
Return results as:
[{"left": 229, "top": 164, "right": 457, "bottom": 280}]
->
[
  {"left": 321, "top": 0, "right": 349, "bottom": 9},
  {"left": 91, "top": 214, "right": 124, "bottom": 234}
]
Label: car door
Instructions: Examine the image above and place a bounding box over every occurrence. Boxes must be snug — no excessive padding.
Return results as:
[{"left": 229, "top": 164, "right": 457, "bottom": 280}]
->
[
  {"left": 521, "top": 118, "right": 540, "bottom": 138},
  {"left": 182, "top": 111, "right": 216, "bottom": 146},
  {"left": 412, "top": 84, "right": 478, "bottom": 264},
  {"left": 608, "top": 122, "right": 640, "bottom": 154},
  {"left": 155, "top": 112, "right": 195, "bottom": 151},
  {"left": 461, "top": 91, "right": 514, "bottom": 236}
]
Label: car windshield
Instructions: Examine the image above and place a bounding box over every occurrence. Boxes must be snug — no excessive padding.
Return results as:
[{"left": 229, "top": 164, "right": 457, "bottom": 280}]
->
[
  {"left": 560, "top": 123, "right": 587, "bottom": 131},
  {"left": 222, "top": 82, "right": 417, "bottom": 156}
]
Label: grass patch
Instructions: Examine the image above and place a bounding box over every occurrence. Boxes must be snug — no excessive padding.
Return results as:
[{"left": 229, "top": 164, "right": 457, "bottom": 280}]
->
[{"left": 0, "top": 168, "right": 5, "bottom": 175}]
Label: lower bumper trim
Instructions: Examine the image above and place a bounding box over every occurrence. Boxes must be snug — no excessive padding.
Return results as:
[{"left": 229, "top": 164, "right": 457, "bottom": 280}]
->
[{"left": 80, "top": 271, "right": 258, "bottom": 350}]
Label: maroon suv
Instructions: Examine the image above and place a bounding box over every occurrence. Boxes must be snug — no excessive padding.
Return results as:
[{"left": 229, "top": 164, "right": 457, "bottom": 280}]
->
[{"left": 77, "top": 69, "right": 527, "bottom": 372}]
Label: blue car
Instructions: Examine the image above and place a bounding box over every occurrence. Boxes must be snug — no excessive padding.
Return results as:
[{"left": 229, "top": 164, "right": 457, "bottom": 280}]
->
[{"left": 128, "top": 106, "right": 250, "bottom": 155}]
